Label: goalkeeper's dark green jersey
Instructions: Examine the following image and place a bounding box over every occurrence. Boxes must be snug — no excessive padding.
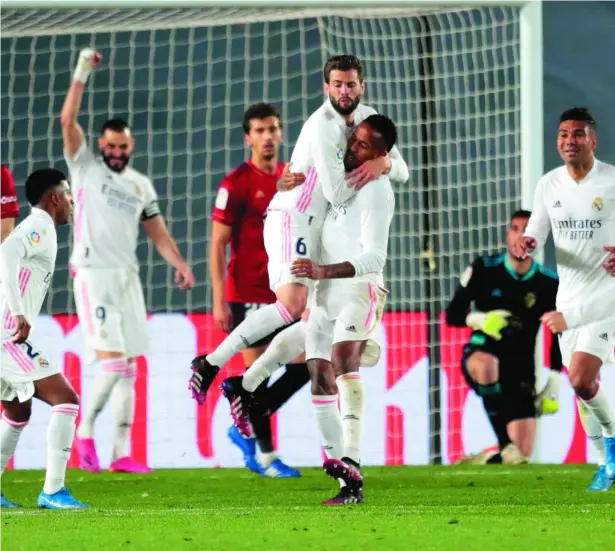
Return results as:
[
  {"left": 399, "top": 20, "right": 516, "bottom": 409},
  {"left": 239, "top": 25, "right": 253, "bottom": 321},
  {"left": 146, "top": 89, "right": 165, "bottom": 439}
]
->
[{"left": 445, "top": 252, "right": 562, "bottom": 371}]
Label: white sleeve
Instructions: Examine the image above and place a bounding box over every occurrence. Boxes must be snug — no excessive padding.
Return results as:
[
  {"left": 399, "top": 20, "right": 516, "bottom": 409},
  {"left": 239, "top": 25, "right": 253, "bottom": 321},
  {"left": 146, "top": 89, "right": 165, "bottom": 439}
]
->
[
  {"left": 64, "top": 138, "right": 95, "bottom": 173},
  {"left": 350, "top": 184, "right": 395, "bottom": 276},
  {"left": 524, "top": 178, "right": 552, "bottom": 250},
  {"left": 561, "top": 295, "right": 615, "bottom": 329},
  {"left": 141, "top": 178, "right": 161, "bottom": 220},
  {"left": 387, "top": 145, "right": 409, "bottom": 185},
  {"left": 312, "top": 118, "right": 357, "bottom": 207},
  {"left": 0, "top": 218, "right": 48, "bottom": 317}
]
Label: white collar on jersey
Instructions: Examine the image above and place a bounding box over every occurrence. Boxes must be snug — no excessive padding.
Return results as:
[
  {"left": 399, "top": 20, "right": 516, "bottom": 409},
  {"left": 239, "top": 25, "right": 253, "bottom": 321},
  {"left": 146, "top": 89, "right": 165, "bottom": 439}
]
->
[{"left": 31, "top": 206, "right": 54, "bottom": 224}]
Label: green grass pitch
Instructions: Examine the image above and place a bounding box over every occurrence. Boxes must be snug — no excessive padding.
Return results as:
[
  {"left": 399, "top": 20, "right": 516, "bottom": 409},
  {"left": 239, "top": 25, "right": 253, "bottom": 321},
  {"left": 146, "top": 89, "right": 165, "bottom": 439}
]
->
[{"left": 2, "top": 465, "right": 614, "bottom": 551}]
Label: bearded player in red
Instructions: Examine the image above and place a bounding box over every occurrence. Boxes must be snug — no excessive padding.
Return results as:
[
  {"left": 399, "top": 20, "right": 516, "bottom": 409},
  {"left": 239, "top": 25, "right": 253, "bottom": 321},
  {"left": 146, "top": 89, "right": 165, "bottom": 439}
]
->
[{"left": 209, "top": 103, "right": 309, "bottom": 477}]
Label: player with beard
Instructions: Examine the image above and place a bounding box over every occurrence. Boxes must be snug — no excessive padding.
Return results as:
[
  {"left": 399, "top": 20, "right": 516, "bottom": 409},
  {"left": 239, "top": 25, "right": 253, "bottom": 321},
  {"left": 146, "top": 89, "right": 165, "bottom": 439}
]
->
[
  {"left": 61, "top": 49, "right": 194, "bottom": 474},
  {"left": 190, "top": 54, "right": 409, "bottom": 410}
]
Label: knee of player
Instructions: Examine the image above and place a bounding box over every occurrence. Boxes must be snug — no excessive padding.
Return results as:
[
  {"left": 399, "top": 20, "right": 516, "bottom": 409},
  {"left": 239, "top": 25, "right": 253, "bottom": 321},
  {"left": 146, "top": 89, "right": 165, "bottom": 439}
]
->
[
  {"left": 61, "top": 387, "right": 81, "bottom": 407},
  {"left": 3, "top": 402, "right": 32, "bottom": 424},
  {"left": 331, "top": 353, "right": 360, "bottom": 378},
  {"left": 568, "top": 367, "right": 595, "bottom": 396}
]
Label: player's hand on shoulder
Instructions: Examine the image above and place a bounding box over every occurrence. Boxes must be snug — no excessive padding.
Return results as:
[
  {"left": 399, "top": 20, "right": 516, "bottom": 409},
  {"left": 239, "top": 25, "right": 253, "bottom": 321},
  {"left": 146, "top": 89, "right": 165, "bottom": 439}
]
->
[
  {"left": 541, "top": 311, "right": 567, "bottom": 333},
  {"left": 11, "top": 315, "right": 31, "bottom": 344},
  {"left": 346, "top": 154, "right": 391, "bottom": 191},
  {"left": 175, "top": 263, "right": 195, "bottom": 290},
  {"left": 277, "top": 163, "right": 305, "bottom": 192},
  {"left": 511, "top": 235, "right": 536, "bottom": 259},
  {"left": 77, "top": 48, "right": 102, "bottom": 70},
  {"left": 213, "top": 301, "right": 232, "bottom": 333},
  {"left": 291, "top": 258, "right": 324, "bottom": 280},
  {"left": 603, "top": 246, "right": 615, "bottom": 276}
]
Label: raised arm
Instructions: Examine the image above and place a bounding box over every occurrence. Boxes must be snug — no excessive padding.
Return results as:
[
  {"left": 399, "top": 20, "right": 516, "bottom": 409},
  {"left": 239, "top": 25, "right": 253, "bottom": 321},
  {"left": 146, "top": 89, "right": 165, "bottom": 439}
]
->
[
  {"left": 386, "top": 145, "right": 409, "bottom": 185},
  {"left": 60, "top": 49, "right": 101, "bottom": 160},
  {"left": 521, "top": 178, "right": 552, "bottom": 253}
]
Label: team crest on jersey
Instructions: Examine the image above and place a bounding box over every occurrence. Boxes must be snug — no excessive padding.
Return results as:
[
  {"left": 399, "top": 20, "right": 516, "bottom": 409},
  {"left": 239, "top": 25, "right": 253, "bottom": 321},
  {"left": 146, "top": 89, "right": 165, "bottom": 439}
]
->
[
  {"left": 215, "top": 188, "right": 229, "bottom": 210},
  {"left": 460, "top": 266, "right": 472, "bottom": 287},
  {"left": 37, "top": 356, "right": 49, "bottom": 368},
  {"left": 336, "top": 148, "right": 344, "bottom": 163},
  {"left": 255, "top": 190, "right": 265, "bottom": 199},
  {"left": 592, "top": 196, "right": 604, "bottom": 212},
  {"left": 29, "top": 231, "right": 40, "bottom": 244},
  {"left": 524, "top": 292, "right": 536, "bottom": 308}
]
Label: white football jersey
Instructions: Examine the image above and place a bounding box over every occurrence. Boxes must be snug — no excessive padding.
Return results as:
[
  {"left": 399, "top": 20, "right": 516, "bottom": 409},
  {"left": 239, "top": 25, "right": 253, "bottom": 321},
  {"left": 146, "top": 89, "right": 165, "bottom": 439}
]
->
[
  {"left": 0, "top": 208, "right": 57, "bottom": 341},
  {"left": 525, "top": 159, "right": 615, "bottom": 311},
  {"left": 319, "top": 174, "right": 395, "bottom": 292},
  {"left": 268, "top": 99, "right": 408, "bottom": 218},
  {"left": 65, "top": 141, "right": 160, "bottom": 269}
]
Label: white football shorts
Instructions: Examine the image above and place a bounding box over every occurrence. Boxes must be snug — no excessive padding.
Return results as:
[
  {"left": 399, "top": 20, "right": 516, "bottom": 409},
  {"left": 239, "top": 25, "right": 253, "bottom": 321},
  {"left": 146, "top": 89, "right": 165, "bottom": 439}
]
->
[
  {"left": 558, "top": 318, "right": 615, "bottom": 367},
  {"left": 1, "top": 339, "right": 60, "bottom": 402},
  {"left": 263, "top": 210, "right": 322, "bottom": 292},
  {"left": 306, "top": 280, "right": 388, "bottom": 368},
  {"left": 73, "top": 267, "right": 149, "bottom": 363}
]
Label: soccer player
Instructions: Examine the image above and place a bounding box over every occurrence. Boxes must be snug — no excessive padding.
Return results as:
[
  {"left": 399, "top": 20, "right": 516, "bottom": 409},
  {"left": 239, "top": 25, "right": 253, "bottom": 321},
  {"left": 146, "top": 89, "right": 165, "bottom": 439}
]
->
[
  {"left": 512, "top": 107, "right": 615, "bottom": 492},
  {"left": 0, "top": 168, "right": 88, "bottom": 509},
  {"left": 190, "top": 54, "right": 409, "bottom": 402},
  {"left": 61, "top": 49, "right": 195, "bottom": 474},
  {"left": 1, "top": 165, "right": 20, "bottom": 243},
  {"left": 290, "top": 114, "right": 396, "bottom": 504},
  {"left": 446, "top": 210, "right": 562, "bottom": 465},
  {"left": 210, "top": 102, "right": 309, "bottom": 477}
]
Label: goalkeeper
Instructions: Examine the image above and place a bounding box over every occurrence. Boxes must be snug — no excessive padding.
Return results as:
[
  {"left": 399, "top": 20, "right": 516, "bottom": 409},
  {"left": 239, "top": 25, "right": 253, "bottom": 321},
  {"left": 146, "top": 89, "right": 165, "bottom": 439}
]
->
[{"left": 445, "top": 209, "right": 562, "bottom": 464}]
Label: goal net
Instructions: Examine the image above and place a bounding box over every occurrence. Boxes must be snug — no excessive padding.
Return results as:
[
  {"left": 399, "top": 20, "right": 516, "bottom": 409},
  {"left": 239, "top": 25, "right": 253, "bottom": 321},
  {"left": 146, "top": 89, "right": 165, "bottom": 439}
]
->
[{"left": 1, "top": 4, "right": 531, "bottom": 468}]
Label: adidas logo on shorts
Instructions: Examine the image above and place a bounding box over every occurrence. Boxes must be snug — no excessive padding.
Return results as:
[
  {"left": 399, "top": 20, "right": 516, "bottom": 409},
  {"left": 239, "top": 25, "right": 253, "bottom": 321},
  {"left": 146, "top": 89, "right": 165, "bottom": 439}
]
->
[
  {"left": 345, "top": 325, "right": 356, "bottom": 332},
  {"left": 599, "top": 333, "right": 608, "bottom": 341}
]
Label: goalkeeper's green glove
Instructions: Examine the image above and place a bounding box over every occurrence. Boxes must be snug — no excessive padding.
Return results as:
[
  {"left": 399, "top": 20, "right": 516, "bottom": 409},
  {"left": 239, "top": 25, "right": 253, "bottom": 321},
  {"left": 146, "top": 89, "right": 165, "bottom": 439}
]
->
[
  {"left": 535, "top": 371, "right": 561, "bottom": 415},
  {"left": 466, "top": 310, "right": 513, "bottom": 341}
]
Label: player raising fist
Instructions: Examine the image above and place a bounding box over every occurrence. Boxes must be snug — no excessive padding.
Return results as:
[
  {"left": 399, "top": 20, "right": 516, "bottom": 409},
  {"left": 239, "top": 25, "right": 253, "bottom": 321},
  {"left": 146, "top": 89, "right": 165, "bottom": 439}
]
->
[{"left": 60, "top": 48, "right": 194, "bottom": 474}]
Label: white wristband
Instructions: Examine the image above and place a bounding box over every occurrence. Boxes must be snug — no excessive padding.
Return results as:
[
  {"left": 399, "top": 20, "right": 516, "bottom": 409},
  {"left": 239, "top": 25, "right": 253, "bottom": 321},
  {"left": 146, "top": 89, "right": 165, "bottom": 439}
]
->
[{"left": 72, "top": 65, "right": 92, "bottom": 84}]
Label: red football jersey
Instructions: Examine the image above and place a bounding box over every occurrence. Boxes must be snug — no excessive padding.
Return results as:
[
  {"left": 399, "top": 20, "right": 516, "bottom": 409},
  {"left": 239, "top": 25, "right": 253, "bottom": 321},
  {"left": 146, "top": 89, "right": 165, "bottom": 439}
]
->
[
  {"left": 212, "top": 160, "right": 284, "bottom": 304},
  {"left": 1, "top": 165, "right": 20, "bottom": 219}
]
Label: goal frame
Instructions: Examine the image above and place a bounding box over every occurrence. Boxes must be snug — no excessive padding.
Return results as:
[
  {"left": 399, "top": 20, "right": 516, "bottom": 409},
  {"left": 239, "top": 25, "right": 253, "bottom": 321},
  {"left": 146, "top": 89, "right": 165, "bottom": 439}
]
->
[{"left": 2, "top": 0, "right": 545, "bottom": 463}]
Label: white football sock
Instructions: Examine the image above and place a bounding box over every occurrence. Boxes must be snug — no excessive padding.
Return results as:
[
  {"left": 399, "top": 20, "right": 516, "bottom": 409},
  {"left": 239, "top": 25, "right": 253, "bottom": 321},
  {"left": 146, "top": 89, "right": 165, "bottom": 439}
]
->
[
  {"left": 582, "top": 383, "right": 615, "bottom": 438},
  {"left": 44, "top": 403, "right": 79, "bottom": 495},
  {"left": 77, "top": 358, "right": 126, "bottom": 439},
  {"left": 243, "top": 321, "right": 307, "bottom": 393},
  {"left": 312, "top": 395, "right": 344, "bottom": 460},
  {"left": 337, "top": 372, "right": 365, "bottom": 465},
  {"left": 111, "top": 359, "right": 137, "bottom": 460},
  {"left": 0, "top": 414, "right": 28, "bottom": 475},
  {"left": 577, "top": 399, "right": 606, "bottom": 466},
  {"left": 207, "top": 301, "right": 295, "bottom": 367}
]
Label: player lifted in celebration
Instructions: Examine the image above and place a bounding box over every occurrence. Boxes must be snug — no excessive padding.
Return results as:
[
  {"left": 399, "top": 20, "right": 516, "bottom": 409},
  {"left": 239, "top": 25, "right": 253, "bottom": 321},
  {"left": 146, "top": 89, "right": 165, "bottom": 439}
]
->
[
  {"left": 0, "top": 169, "right": 88, "bottom": 509},
  {"left": 290, "top": 115, "right": 396, "bottom": 504},
  {"left": 209, "top": 103, "right": 309, "bottom": 477},
  {"left": 61, "top": 49, "right": 194, "bottom": 474},
  {"left": 513, "top": 107, "right": 615, "bottom": 492},
  {"left": 1, "top": 165, "right": 20, "bottom": 243},
  {"left": 190, "top": 54, "right": 409, "bottom": 401},
  {"left": 446, "top": 210, "right": 562, "bottom": 465}
]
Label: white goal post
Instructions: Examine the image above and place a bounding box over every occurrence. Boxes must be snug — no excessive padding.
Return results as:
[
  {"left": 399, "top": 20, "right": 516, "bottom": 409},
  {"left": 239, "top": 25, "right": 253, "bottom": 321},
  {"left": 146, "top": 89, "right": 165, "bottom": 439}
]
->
[{"left": 0, "top": 0, "right": 546, "bottom": 467}]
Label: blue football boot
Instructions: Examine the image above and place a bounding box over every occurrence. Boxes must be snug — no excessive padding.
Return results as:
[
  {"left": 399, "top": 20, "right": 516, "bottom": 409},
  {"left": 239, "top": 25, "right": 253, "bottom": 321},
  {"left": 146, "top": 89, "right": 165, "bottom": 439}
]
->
[{"left": 37, "top": 488, "right": 90, "bottom": 509}]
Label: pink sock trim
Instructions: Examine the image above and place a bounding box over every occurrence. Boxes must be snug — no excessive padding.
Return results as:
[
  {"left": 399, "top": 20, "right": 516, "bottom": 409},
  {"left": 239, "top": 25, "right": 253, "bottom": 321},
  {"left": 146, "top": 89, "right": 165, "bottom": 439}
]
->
[{"left": 2, "top": 413, "right": 28, "bottom": 429}]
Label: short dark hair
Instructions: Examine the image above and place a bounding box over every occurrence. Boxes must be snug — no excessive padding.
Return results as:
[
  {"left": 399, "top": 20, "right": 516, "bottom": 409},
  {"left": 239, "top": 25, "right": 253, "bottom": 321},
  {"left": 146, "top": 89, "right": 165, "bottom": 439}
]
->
[
  {"left": 242, "top": 103, "right": 282, "bottom": 134},
  {"left": 363, "top": 114, "right": 397, "bottom": 152},
  {"left": 25, "top": 168, "right": 67, "bottom": 206},
  {"left": 560, "top": 107, "right": 596, "bottom": 129},
  {"left": 101, "top": 118, "right": 131, "bottom": 135},
  {"left": 323, "top": 55, "right": 364, "bottom": 84},
  {"left": 511, "top": 209, "right": 531, "bottom": 221}
]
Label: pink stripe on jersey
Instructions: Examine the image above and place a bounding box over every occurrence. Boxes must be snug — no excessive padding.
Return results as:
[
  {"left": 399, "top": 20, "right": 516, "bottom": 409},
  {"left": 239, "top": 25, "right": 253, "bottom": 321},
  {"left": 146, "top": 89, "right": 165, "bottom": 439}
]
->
[
  {"left": 79, "top": 280, "right": 95, "bottom": 335},
  {"left": 74, "top": 188, "right": 85, "bottom": 245},
  {"left": 101, "top": 358, "right": 128, "bottom": 373},
  {"left": 4, "top": 268, "right": 33, "bottom": 329},
  {"left": 2, "top": 342, "right": 35, "bottom": 373},
  {"left": 2, "top": 413, "right": 29, "bottom": 429},
  {"left": 275, "top": 301, "right": 294, "bottom": 325},
  {"left": 296, "top": 167, "right": 318, "bottom": 213},
  {"left": 364, "top": 282, "right": 378, "bottom": 332}
]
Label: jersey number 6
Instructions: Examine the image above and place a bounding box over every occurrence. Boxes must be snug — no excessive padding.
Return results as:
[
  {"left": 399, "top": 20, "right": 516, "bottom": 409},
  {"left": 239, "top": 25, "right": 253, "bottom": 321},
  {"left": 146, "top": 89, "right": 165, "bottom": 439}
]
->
[{"left": 295, "top": 238, "right": 307, "bottom": 256}]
